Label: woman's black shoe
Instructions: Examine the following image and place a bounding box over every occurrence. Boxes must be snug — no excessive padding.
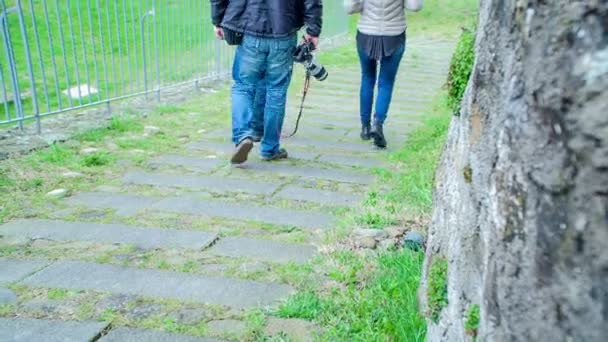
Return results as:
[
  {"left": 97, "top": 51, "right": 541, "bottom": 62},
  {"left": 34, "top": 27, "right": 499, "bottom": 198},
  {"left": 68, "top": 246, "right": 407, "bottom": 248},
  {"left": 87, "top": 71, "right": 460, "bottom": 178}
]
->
[
  {"left": 360, "top": 124, "right": 371, "bottom": 140},
  {"left": 370, "top": 122, "right": 387, "bottom": 148}
]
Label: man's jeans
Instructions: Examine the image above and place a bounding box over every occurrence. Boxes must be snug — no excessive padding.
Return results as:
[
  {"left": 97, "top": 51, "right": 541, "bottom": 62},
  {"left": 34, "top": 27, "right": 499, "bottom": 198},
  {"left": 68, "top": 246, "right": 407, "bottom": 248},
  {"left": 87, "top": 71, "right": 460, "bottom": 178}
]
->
[
  {"left": 252, "top": 77, "right": 266, "bottom": 137},
  {"left": 358, "top": 42, "right": 406, "bottom": 125},
  {"left": 232, "top": 34, "right": 296, "bottom": 157}
]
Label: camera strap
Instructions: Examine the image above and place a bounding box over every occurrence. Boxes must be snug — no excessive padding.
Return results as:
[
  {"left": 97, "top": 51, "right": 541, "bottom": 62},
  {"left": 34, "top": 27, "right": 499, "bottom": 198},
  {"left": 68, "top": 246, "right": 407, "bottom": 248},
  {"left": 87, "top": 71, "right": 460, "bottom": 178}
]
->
[{"left": 286, "top": 72, "right": 311, "bottom": 137}]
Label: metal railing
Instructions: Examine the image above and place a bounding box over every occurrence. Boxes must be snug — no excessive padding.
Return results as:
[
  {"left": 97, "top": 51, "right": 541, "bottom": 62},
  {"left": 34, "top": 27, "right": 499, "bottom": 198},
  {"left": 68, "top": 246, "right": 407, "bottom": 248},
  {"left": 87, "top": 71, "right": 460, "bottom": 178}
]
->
[{"left": 0, "top": 1, "right": 348, "bottom": 133}]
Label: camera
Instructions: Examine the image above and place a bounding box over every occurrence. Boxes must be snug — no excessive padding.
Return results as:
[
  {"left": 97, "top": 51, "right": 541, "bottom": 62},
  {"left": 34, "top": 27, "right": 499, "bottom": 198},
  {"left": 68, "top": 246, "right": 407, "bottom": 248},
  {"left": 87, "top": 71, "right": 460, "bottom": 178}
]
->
[{"left": 293, "top": 41, "right": 328, "bottom": 81}]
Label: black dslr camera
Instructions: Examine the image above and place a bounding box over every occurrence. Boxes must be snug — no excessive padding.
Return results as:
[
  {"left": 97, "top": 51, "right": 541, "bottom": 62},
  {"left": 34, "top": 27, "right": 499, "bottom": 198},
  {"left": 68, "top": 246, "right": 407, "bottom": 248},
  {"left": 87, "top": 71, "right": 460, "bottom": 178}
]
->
[{"left": 293, "top": 41, "right": 328, "bottom": 81}]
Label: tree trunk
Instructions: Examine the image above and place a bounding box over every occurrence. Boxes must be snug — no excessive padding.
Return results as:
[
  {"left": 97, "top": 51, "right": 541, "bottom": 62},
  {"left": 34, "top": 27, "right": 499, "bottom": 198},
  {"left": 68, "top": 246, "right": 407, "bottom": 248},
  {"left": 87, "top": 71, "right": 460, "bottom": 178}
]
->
[{"left": 419, "top": 1, "right": 608, "bottom": 341}]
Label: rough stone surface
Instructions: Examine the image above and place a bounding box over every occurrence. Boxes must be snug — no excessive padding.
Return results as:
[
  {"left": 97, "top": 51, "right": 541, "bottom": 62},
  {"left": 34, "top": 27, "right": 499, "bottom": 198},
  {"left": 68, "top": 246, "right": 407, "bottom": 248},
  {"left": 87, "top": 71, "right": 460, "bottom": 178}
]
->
[
  {"left": 0, "top": 219, "right": 218, "bottom": 250},
  {"left": 356, "top": 237, "right": 377, "bottom": 249},
  {"left": 353, "top": 228, "right": 388, "bottom": 240},
  {"left": 0, "top": 287, "right": 17, "bottom": 305},
  {"left": 207, "top": 319, "right": 247, "bottom": 338},
  {"left": 65, "top": 192, "right": 157, "bottom": 216},
  {"left": 265, "top": 318, "right": 320, "bottom": 342},
  {"left": 46, "top": 189, "right": 69, "bottom": 198},
  {"left": 170, "top": 308, "right": 209, "bottom": 325},
  {"left": 419, "top": 2, "right": 608, "bottom": 341},
  {"left": 99, "top": 327, "right": 222, "bottom": 342},
  {"left": 0, "top": 259, "right": 47, "bottom": 285},
  {"left": 384, "top": 226, "right": 406, "bottom": 238},
  {"left": 402, "top": 231, "right": 425, "bottom": 251},
  {"left": 22, "top": 299, "right": 80, "bottom": 316},
  {"left": 0, "top": 317, "right": 108, "bottom": 342},
  {"left": 149, "top": 154, "right": 224, "bottom": 173},
  {"left": 123, "top": 171, "right": 281, "bottom": 195},
  {"left": 242, "top": 162, "right": 374, "bottom": 184},
  {"left": 95, "top": 294, "right": 137, "bottom": 314},
  {"left": 20, "top": 261, "right": 294, "bottom": 309},
  {"left": 62, "top": 171, "right": 84, "bottom": 179},
  {"left": 125, "top": 303, "right": 165, "bottom": 320},
  {"left": 80, "top": 147, "right": 99, "bottom": 155},
  {"left": 275, "top": 186, "right": 362, "bottom": 207},
  {"left": 144, "top": 125, "right": 162, "bottom": 136},
  {"left": 208, "top": 237, "right": 316, "bottom": 264}
]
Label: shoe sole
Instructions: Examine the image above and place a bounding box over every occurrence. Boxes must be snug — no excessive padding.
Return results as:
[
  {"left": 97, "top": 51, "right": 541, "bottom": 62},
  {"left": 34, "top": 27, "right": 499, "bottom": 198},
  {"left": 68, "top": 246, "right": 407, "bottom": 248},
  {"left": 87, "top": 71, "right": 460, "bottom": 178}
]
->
[{"left": 231, "top": 140, "right": 254, "bottom": 164}]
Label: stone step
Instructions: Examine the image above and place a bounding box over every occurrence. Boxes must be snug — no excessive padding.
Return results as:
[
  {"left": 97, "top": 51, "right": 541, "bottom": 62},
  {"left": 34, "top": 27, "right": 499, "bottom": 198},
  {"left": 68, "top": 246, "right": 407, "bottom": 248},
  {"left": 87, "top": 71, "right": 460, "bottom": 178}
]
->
[
  {"left": 123, "top": 171, "right": 283, "bottom": 196},
  {"left": 0, "top": 219, "right": 218, "bottom": 250},
  {"left": 66, "top": 192, "right": 334, "bottom": 229},
  {"left": 0, "top": 317, "right": 109, "bottom": 342},
  {"left": 207, "top": 237, "right": 317, "bottom": 264},
  {"left": 149, "top": 154, "right": 225, "bottom": 173},
  {"left": 99, "top": 327, "right": 223, "bottom": 342},
  {"left": 20, "top": 261, "right": 294, "bottom": 309},
  {"left": 316, "top": 153, "right": 385, "bottom": 168},
  {"left": 275, "top": 185, "right": 363, "bottom": 207},
  {"left": 0, "top": 259, "right": 48, "bottom": 286},
  {"left": 238, "top": 162, "right": 374, "bottom": 184}
]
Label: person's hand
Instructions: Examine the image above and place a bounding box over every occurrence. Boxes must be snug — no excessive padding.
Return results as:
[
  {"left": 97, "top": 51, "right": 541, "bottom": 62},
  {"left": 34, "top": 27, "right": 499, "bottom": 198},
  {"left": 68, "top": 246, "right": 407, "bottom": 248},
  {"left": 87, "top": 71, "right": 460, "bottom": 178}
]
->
[
  {"left": 215, "top": 26, "right": 224, "bottom": 40},
  {"left": 304, "top": 34, "right": 319, "bottom": 50}
]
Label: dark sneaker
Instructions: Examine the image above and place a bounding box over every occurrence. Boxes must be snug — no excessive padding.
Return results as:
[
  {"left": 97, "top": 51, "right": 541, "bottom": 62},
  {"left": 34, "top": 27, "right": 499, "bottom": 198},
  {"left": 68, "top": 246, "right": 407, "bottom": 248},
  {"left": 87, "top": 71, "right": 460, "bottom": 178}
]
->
[
  {"left": 261, "top": 148, "right": 288, "bottom": 161},
  {"left": 370, "top": 122, "right": 387, "bottom": 149},
  {"left": 231, "top": 138, "right": 254, "bottom": 164}
]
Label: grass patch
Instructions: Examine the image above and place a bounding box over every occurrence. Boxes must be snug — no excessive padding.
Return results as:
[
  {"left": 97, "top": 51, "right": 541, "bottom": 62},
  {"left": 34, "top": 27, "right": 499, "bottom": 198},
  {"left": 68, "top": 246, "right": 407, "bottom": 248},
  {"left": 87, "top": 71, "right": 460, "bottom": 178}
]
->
[
  {"left": 465, "top": 304, "right": 480, "bottom": 338},
  {"left": 47, "top": 288, "right": 70, "bottom": 300},
  {"left": 447, "top": 28, "right": 476, "bottom": 114},
  {"left": 427, "top": 256, "right": 448, "bottom": 322},
  {"left": 81, "top": 152, "right": 114, "bottom": 167},
  {"left": 276, "top": 291, "right": 326, "bottom": 320},
  {"left": 320, "top": 250, "right": 426, "bottom": 340}
]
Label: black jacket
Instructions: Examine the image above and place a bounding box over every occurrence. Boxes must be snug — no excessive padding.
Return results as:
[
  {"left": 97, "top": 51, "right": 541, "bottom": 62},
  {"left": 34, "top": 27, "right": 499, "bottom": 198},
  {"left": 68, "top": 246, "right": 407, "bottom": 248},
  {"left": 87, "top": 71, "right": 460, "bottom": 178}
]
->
[{"left": 211, "top": 0, "right": 322, "bottom": 38}]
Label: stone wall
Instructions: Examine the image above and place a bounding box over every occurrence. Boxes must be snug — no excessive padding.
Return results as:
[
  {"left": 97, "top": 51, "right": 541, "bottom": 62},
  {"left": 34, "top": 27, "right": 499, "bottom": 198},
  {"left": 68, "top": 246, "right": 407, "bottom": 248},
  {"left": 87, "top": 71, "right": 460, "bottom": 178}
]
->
[{"left": 419, "top": 1, "right": 608, "bottom": 341}]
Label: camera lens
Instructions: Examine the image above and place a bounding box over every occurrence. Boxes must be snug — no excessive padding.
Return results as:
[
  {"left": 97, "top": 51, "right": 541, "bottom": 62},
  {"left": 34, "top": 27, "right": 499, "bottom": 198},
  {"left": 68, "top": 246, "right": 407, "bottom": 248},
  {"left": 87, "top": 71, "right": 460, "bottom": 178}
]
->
[{"left": 307, "top": 62, "right": 328, "bottom": 81}]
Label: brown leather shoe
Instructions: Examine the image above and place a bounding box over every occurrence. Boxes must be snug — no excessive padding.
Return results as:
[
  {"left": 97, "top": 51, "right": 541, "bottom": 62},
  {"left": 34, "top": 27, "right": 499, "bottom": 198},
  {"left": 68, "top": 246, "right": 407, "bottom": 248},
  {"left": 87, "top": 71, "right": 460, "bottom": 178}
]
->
[{"left": 231, "top": 138, "right": 254, "bottom": 164}]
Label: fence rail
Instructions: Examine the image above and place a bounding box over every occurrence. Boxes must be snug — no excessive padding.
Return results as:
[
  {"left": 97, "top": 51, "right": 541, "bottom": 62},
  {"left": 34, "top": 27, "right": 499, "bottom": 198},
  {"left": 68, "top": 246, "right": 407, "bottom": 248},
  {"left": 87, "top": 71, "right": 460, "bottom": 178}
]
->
[{"left": 0, "top": 1, "right": 348, "bottom": 133}]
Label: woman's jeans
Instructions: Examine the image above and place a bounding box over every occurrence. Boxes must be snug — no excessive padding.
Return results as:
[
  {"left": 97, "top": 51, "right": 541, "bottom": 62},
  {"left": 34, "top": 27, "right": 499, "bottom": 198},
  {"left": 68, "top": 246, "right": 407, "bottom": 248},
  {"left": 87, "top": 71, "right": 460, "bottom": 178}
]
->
[{"left": 358, "top": 42, "right": 406, "bottom": 125}]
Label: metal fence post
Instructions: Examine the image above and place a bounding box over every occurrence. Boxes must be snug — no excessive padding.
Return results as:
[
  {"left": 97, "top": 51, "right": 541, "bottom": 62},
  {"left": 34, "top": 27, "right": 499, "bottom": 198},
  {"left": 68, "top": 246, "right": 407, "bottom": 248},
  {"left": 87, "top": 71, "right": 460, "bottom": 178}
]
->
[{"left": 0, "top": 6, "right": 24, "bottom": 131}]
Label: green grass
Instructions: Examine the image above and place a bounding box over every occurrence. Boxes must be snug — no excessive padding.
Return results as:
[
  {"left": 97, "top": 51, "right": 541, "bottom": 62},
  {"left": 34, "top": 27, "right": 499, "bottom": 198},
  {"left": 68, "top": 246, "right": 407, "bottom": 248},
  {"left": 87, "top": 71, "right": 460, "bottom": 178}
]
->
[
  {"left": 447, "top": 28, "right": 476, "bottom": 114},
  {"left": 321, "top": 250, "right": 427, "bottom": 341},
  {"left": 427, "top": 257, "right": 448, "bottom": 322},
  {"left": 464, "top": 304, "right": 480, "bottom": 338},
  {"left": 276, "top": 291, "right": 327, "bottom": 320}
]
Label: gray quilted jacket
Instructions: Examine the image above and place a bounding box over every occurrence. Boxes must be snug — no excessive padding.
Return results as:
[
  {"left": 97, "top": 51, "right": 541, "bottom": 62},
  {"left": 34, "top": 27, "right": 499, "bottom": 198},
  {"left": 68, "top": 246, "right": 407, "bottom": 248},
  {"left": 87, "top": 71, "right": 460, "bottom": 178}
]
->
[{"left": 358, "top": 0, "right": 416, "bottom": 36}]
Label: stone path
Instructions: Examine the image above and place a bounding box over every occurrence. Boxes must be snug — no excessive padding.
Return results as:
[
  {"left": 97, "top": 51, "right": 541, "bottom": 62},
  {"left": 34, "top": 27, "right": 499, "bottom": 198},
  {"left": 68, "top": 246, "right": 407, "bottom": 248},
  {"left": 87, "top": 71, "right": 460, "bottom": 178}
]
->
[{"left": 0, "top": 38, "right": 454, "bottom": 341}]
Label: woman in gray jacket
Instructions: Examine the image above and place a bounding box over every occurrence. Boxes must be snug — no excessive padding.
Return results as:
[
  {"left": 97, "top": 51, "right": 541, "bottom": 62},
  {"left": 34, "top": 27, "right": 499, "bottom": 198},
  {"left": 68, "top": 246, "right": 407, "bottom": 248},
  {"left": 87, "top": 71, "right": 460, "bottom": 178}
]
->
[{"left": 348, "top": 0, "right": 422, "bottom": 148}]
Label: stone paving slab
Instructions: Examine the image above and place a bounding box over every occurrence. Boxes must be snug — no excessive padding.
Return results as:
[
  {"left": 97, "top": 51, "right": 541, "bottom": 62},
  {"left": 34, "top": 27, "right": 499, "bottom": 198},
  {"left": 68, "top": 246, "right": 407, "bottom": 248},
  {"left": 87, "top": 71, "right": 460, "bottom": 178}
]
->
[
  {"left": 153, "top": 197, "right": 334, "bottom": 230},
  {"left": 276, "top": 186, "right": 362, "bottom": 207},
  {"left": 241, "top": 162, "right": 374, "bottom": 184},
  {"left": 0, "top": 219, "right": 218, "bottom": 250},
  {"left": 21, "top": 261, "right": 293, "bottom": 309},
  {"left": 0, "top": 259, "right": 48, "bottom": 286},
  {"left": 316, "top": 154, "right": 384, "bottom": 168},
  {"left": 0, "top": 317, "right": 109, "bottom": 342},
  {"left": 186, "top": 141, "right": 235, "bottom": 155},
  {"left": 65, "top": 192, "right": 157, "bottom": 216},
  {"left": 286, "top": 136, "right": 382, "bottom": 153},
  {"left": 99, "top": 328, "right": 223, "bottom": 342},
  {"left": 208, "top": 237, "right": 317, "bottom": 264},
  {"left": 123, "top": 171, "right": 282, "bottom": 195},
  {"left": 149, "top": 154, "right": 224, "bottom": 173},
  {"left": 64, "top": 192, "right": 333, "bottom": 229}
]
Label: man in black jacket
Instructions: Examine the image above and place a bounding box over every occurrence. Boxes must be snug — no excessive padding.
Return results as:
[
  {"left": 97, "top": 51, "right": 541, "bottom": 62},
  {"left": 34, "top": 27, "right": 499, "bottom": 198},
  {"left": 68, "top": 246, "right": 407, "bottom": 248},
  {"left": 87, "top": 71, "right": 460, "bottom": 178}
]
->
[{"left": 211, "top": 0, "right": 323, "bottom": 164}]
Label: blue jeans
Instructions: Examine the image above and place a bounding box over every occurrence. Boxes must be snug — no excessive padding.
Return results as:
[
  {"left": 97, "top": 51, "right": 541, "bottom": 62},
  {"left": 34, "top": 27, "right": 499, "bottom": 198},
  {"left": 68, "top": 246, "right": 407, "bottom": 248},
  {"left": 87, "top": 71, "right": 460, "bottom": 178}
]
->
[
  {"left": 252, "top": 77, "right": 266, "bottom": 137},
  {"left": 358, "top": 42, "right": 406, "bottom": 125},
  {"left": 231, "top": 35, "right": 296, "bottom": 157}
]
